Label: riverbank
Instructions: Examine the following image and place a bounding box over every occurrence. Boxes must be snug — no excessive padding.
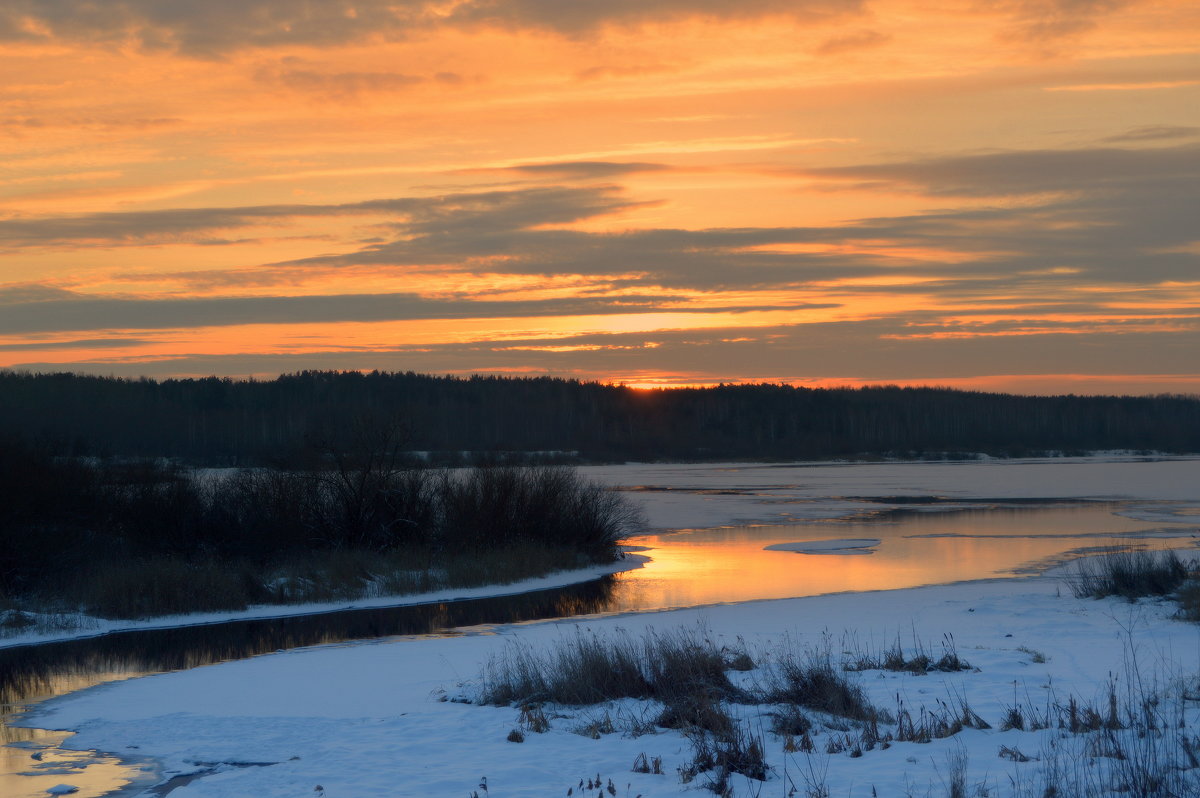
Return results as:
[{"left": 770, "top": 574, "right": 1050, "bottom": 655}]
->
[
  {"left": 22, "top": 570, "right": 1200, "bottom": 797},
  {"left": 0, "top": 452, "right": 641, "bottom": 634},
  {"left": 8, "top": 455, "right": 1198, "bottom": 649},
  {"left": 0, "top": 553, "right": 648, "bottom": 650},
  {"left": 10, "top": 456, "right": 1200, "bottom": 797}
]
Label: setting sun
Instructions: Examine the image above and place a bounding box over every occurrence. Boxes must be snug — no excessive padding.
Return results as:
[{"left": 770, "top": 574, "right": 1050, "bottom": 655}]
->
[{"left": 1, "top": 0, "right": 1198, "bottom": 392}]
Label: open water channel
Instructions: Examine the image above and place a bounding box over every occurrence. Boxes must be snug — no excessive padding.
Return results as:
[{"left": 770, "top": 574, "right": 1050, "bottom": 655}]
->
[{"left": 2, "top": 497, "right": 1197, "bottom": 797}]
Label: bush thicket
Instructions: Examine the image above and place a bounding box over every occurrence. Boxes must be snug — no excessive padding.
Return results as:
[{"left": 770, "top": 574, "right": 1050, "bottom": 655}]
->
[{"left": 0, "top": 434, "right": 638, "bottom": 618}]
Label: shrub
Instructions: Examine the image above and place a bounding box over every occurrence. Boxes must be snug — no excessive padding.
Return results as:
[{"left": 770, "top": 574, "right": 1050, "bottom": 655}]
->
[
  {"left": 1069, "top": 548, "right": 1193, "bottom": 600},
  {"left": 682, "top": 722, "right": 768, "bottom": 793},
  {"left": 0, "top": 435, "right": 639, "bottom": 618},
  {"left": 435, "top": 466, "right": 639, "bottom": 557},
  {"left": 71, "top": 556, "right": 261, "bottom": 619},
  {"left": 765, "top": 644, "right": 880, "bottom": 722}
]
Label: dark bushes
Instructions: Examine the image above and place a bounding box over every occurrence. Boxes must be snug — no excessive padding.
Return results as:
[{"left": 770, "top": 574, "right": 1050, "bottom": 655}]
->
[
  {"left": 436, "top": 466, "right": 638, "bottom": 557},
  {"left": 0, "top": 435, "right": 638, "bottom": 617},
  {"left": 74, "top": 557, "right": 262, "bottom": 618}
]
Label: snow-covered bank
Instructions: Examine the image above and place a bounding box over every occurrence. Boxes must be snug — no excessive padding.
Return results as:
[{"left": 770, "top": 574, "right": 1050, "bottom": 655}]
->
[
  {"left": 23, "top": 574, "right": 1200, "bottom": 798},
  {"left": 0, "top": 555, "right": 647, "bottom": 650}
]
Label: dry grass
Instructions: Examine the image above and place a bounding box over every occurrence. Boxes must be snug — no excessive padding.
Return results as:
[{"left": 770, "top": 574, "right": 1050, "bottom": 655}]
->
[
  {"left": 1069, "top": 547, "right": 1193, "bottom": 601},
  {"left": 847, "top": 633, "right": 972, "bottom": 675},
  {"left": 1175, "top": 579, "right": 1200, "bottom": 621},
  {"left": 69, "top": 557, "right": 261, "bottom": 618},
  {"left": 479, "top": 626, "right": 738, "bottom": 707},
  {"left": 475, "top": 621, "right": 1200, "bottom": 798},
  {"left": 631, "top": 753, "right": 664, "bottom": 775},
  {"left": 764, "top": 643, "right": 883, "bottom": 723}
]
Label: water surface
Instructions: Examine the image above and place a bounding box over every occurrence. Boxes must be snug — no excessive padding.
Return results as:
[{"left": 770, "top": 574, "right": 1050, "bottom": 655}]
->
[
  {"left": 611, "top": 501, "right": 1196, "bottom": 610},
  {"left": 3, "top": 499, "right": 1196, "bottom": 797}
]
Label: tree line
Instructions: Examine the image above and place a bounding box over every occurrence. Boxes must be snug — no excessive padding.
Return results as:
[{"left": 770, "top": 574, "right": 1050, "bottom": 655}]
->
[{"left": 1, "top": 370, "right": 1198, "bottom": 464}]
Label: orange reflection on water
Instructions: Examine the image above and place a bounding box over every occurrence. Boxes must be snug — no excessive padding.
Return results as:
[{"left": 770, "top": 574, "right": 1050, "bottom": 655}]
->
[
  {"left": 2, "top": 669, "right": 151, "bottom": 798},
  {"left": 0, "top": 733, "right": 140, "bottom": 798},
  {"left": 613, "top": 504, "right": 1197, "bottom": 611}
]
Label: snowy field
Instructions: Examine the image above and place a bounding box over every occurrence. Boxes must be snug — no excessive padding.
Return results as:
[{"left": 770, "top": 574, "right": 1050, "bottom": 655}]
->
[
  {"left": 24, "top": 576, "right": 1200, "bottom": 798},
  {"left": 14, "top": 456, "right": 1200, "bottom": 798}
]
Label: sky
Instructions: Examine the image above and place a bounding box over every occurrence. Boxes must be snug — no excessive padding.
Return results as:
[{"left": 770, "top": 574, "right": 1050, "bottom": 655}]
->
[{"left": 2, "top": 0, "right": 1198, "bottom": 393}]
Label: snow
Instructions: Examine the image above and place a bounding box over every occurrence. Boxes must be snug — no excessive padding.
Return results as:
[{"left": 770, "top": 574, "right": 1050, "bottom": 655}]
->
[
  {"left": 24, "top": 576, "right": 1200, "bottom": 798},
  {"left": 764, "top": 538, "right": 881, "bottom": 554},
  {"left": 0, "top": 555, "right": 648, "bottom": 650},
  {"left": 13, "top": 456, "right": 1200, "bottom": 798}
]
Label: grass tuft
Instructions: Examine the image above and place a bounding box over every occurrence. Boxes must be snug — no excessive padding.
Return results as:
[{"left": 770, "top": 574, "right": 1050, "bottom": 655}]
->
[
  {"left": 765, "top": 644, "right": 882, "bottom": 722},
  {"left": 1069, "top": 548, "right": 1194, "bottom": 601},
  {"left": 632, "top": 752, "right": 663, "bottom": 775},
  {"left": 479, "top": 626, "right": 739, "bottom": 708},
  {"left": 1175, "top": 580, "right": 1200, "bottom": 621}
]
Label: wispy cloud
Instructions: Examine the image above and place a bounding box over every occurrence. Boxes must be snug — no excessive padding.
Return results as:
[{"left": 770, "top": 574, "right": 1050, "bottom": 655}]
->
[
  {"left": 11, "top": 319, "right": 1198, "bottom": 390},
  {"left": 814, "top": 29, "right": 891, "bottom": 55},
  {"left": 0, "top": 0, "right": 865, "bottom": 55},
  {"left": 1101, "top": 125, "right": 1200, "bottom": 143},
  {"left": 0, "top": 337, "right": 156, "bottom": 352},
  {"left": 1045, "top": 80, "right": 1200, "bottom": 91},
  {"left": 801, "top": 142, "right": 1200, "bottom": 198},
  {"left": 0, "top": 286, "right": 836, "bottom": 335},
  {"left": 997, "top": 0, "right": 1129, "bottom": 42},
  {"left": 470, "top": 161, "right": 673, "bottom": 180},
  {"left": 0, "top": 185, "right": 644, "bottom": 248}
]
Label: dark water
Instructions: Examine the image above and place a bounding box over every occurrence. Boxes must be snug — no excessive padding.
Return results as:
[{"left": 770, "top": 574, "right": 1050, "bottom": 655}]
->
[
  {"left": 0, "top": 579, "right": 617, "bottom": 797},
  {"left": 0, "top": 578, "right": 616, "bottom": 707}
]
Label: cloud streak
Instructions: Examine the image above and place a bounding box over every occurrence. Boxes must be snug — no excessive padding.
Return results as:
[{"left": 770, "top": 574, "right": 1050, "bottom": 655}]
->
[
  {"left": 0, "top": 288, "right": 834, "bottom": 335},
  {"left": 0, "top": 0, "right": 864, "bottom": 55},
  {"left": 998, "top": 0, "right": 1129, "bottom": 42},
  {"left": 8, "top": 142, "right": 1199, "bottom": 300},
  {"left": 802, "top": 142, "right": 1200, "bottom": 198},
  {"left": 0, "top": 186, "right": 643, "bottom": 248}
]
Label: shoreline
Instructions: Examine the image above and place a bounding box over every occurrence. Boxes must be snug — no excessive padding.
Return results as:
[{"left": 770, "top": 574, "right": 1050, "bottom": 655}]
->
[
  {"left": 22, "top": 570, "right": 1199, "bottom": 798},
  {"left": 9, "top": 453, "right": 1200, "bottom": 651},
  {"left": 0, "top": 554, "right": 649, "bottom": 651}
]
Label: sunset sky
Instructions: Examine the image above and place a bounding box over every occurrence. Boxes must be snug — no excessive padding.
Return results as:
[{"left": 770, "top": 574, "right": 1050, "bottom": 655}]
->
[{"left": 2, "top": 0, "right": 1198, "bottom": 392}]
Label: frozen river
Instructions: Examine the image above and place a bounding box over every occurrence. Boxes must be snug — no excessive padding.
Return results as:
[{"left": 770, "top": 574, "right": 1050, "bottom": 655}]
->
[{"left": 4, "top": 456, "right": 1199, "bottom": 797}]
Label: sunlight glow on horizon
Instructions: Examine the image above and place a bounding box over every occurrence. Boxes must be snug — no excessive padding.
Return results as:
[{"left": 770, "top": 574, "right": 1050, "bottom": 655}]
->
[{"left": 2, "top": 0, "right": 1198, "bottom": 394}]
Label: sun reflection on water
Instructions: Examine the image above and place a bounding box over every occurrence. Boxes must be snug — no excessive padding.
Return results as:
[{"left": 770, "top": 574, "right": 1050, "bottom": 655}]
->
[{"left": 610, "top": 503, "right": 1197, "bottom": 611}]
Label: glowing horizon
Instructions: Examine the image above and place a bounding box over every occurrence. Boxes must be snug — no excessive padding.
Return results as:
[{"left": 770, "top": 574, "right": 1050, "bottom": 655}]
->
[{"left": 3, "top": 1, "right": 1198, "bottom": 395}]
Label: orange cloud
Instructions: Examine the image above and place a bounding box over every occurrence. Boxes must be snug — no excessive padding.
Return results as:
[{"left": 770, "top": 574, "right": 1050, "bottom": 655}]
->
[{"left": 1, "top": 0, "right": 1197, "bottom": 391}]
